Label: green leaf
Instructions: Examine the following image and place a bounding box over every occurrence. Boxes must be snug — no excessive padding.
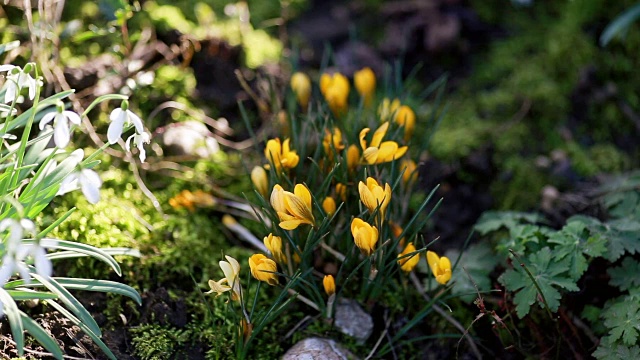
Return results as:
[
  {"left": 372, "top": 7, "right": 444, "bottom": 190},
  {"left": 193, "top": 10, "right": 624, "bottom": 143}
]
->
[
  {"left": 571, "top": 215, "right": 640, "bottom": 262},
  {"left": 548, "top": 219, "right": 607, "bottom": 280},
  {"left": 593, "top": 342, "right": 640, "bottom": 360},
  {"left": 14, "top": 277, "right": 141, "bottom": 305},
  {"left": 600, "top": 3, "right": 640, "bottom": 46},
  {"left": 19, "top": 311, "right": 64, "bottom": 359},
  {"left": 0, "top": 288, "right": 24, "bottom": 354},
  {"left": 446, "top": 242, "right": 499, "bottom": 303},
  {"left": 496, "top": 224, "right": 547, "bottom": 255},
  {"left": 601, "top": 300, "right": 640, "bottom": 346},
  {"left": 474, "top": 211, "right": 543, "bottom": 235},
  {"left": 608, "top": 257, "right": 640, "bottom": 291},
  {"left": 499, "top": 247, "right": 579, "bottom": 318},
  {"left": 6, "top": 289, "right": 58, "bottom": 300}
]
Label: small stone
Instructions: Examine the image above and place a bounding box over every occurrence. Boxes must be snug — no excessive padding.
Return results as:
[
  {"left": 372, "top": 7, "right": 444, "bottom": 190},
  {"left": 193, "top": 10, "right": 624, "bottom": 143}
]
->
[
  {"left": 161, "top": 121, "right": 219, "bottom": 158},
  {"left": 282, "top": 337, "right": 356, "bottom": 360},
  {"left": 334, "top": 298, "right": 373, "bottom": 344}
]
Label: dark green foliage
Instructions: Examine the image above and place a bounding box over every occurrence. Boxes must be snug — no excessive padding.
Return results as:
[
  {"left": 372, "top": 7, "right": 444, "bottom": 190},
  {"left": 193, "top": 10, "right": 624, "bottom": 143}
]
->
[{"left": 499, "top": 247, "right": 579, "bottom": 318}]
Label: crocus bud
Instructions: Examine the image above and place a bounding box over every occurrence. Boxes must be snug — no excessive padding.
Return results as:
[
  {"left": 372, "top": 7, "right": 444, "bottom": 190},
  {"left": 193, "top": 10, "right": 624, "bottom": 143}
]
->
[
  {"left": 351, "top": 218, "right": 378, "bottom": 256},
  {"left": 395, "top": 105, "right": 415, "bottom": 142},
  {"left": 251, "top": 166, "right": 269, "bottom": 197},
  {"left": 354, "top": 67, "right": 376, "bottom": 106},
  {"left": 264, "top": 233, "right": 286, "bottom": 264},
  {"left": 398, "top": 242, "right": 420, "bottom": 273},
  {"left": 290, "top": 72, "right": 311, "bottom": 108},
  {"left": 323, "top": 275, "right": 336, "bottom": 296},
  {"left": 427, "top": 251, "right": 452, "bottom": 285},
  {"left": 322, "top": 196, "right": 337, "bottom": 216}
]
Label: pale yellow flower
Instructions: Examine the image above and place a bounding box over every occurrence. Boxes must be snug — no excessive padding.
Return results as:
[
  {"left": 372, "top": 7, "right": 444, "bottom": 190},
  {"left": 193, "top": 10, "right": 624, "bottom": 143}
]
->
[
  {"left": 323, "top": 127, "right": 346, "bottom": 158},
  {"left": 207, "top": 255, "right": 242, "bottom": 301},
  {"left": 270, "top": 184, "right": 315, "bottom": 230},
  {"left": 320, "top": 72, "right": 350, "bottom": 116},
  {"left": 323, "top": 275, "right": 336, "bottom": 296},
  {"left": 264, "top": 233, "right": 286, "bottom": 264},
  {"left": 265, "top": 138, "right": 299, "bottom": 171},
  {"left": 359, "top": 122, "right": 408, "bottom": 164},
  {"left": 291, "top": 72, "right": 311, "bottom": 108},
  {"left": 354, "top": 67, "right": 376, "bottom": 106},
  {"left": 249, "top": 254, "right": 279, "bottom": 285},
  {"left": 358, "top": 177, "right": 392, "bottom": 218},
  {"left": 346, "top": 144, "right": 360, "bottom": 173},
  {"left": 400, "top": 159, "right": 418, "bottom": 185},
  {"left": 351, "top": 218, "right": 379, "bottom": 256},
  {"left": 169, "top": 190, "right": 216, "bottom": 212},
  {"left": 378, "top": 98, "right": 401, "bottom": 122},
  {"left": 251, "top": 166, "right": 269, "bottom": 197},
  {"left": 395, "top": 105, "right": 415, "bottom": 142},
  {"left": 427, "top": 251, "right": 452, "bottom": 285},
  {"left": 398, "top": 242, "right": 420, "bottom": 273}
]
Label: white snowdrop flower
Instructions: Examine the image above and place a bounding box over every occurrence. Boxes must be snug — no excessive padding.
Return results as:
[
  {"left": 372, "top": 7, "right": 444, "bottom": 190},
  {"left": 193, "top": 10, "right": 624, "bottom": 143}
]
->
[
  {"left": 58, "top": 168, "right": 102, "bottom": 204},
  {"left": 0, "top": 218, "right": 35, "bottom": 251},
  {"left": 0, "top": 243, "right": 52, "bottom": 287},
  {"left": 107, "top": 100, "right": 144, "bottom": 144},
  {"left": 126, "top": 131, "right": 151, "bottom": 162},
  {"left": 1, "top": 63, "right": 38, "bottom": 103},
  {"left": 39, "top": 104, "right": 82, "bottom": 148}
]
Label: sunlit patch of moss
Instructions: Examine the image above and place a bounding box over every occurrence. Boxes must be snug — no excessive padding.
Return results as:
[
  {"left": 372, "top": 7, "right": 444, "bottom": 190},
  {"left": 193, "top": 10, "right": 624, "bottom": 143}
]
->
[
  {"left": 144, "top": 3, "right": 195, "bottom": 34},
  {"left": 154, "top": 65, "right": 197, "bottom": 99},
  {"left": 564, "top": 142, "right": 631, "bottom": 177}
]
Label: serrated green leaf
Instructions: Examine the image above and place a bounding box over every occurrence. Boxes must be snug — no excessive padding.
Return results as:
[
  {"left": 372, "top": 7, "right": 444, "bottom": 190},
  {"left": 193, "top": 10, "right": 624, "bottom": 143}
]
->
[
  {"left": 446, "top": 242, "right": 499, "bottom": 303},
  {"left": 571, "top": 215, "right": 640, "bottom": 262},
  {"left": 499, "top": 247, "right": 578, "bottom": 318},
  {"left": 474, "top": 211, "right": 543, "bottom": 235},
  {"left": 593, "top": 342, "right": 640, "bottom": 360},
  {"left": 602, "top": 300, "right": 640, "bottom": 346},
  {"left": 608, "top": 257, "right": 640, "bottom": 291},
  {"left": 548, "top": 219, "right": 607, "bottom": 280}
]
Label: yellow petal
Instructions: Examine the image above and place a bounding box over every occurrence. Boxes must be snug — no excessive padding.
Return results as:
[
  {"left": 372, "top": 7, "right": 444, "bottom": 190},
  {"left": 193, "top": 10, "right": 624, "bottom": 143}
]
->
[
  {"left": 270, "top": 185, "right": 286, "bottom": 213},
  {"left": 280, "top": 219, "right": 304, "bottom": 230},
  {"left": 426, "top": 251, "right": 439, "bottom": 275},
  {"left": 285, "top": 192, "right": 315, "bottom": 224},
  {"left": 359, "top": 128, "right": 371, "bottom": 150},
  {"left": 362, "top": 147, "right": 379, "bottom": 165},
  {"left": 371, "top": 122, "right": 389, "bottom": 148},
  {"left": 294, "top": 184, "right": 313, "bottom": 210}
]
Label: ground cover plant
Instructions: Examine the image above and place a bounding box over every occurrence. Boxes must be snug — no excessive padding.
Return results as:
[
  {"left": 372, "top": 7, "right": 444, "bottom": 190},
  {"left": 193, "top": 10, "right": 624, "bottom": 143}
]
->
[{"left": 1, "top": 0, "right": 640, "bottom": 359}]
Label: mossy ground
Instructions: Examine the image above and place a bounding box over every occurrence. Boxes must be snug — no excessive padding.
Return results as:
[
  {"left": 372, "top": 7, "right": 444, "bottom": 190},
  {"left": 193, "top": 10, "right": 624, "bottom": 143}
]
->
[{"left": 430, "top": 0, "right": 640, "bottom": 210}]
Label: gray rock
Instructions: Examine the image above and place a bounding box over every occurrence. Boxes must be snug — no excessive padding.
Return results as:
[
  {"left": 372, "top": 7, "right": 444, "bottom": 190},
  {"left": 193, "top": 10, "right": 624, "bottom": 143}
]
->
[
  {"left": 334, "top": 298, "right": 373, "bottom": 344},
  {"left": 282, "top": 337, "right": 356, "bottom": 360},
  {"left": 161, "top": 120, "right": 219, "bottom": 158}
]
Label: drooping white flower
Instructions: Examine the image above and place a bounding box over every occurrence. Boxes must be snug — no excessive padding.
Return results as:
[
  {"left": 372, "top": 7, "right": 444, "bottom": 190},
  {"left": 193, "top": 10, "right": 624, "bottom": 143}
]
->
[
  {"left": 39, "top": 109, "right": 82, "bottom": 148},
  {"left": 0, "top": 218, "right": 35, "bottom": 251},
  {"left": 1, "top": 64, "right": 38, "bottom": 103},
  {"left": 0, "top": 243, "right": 52, "bottom": 287},
  {"left": 57, "top": 168, "right": 102, "bottom": 204},
  {"left": 126, "top": 131, "right": 151, "bottom": 162},
  {"left": 0, "top": 218, "right": 39, "bottom": 287},
  {"left": 107, "top": 106, "right": 144, "bottom": 144}
]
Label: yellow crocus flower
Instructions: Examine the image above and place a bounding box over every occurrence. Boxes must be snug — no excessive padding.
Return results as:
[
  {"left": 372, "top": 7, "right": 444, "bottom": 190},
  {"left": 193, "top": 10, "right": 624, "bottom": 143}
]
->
[
  {"left": 346, "top": 144, "right": 360, "bottom": 173},
  {"left": 249, "top": 254, "right": 279, "bottom": 285},
  {"left": 400, "top": 159, "right": 418, "bottom": 185},
  {"left": 359, "top": 122, "right": 408, "bottom": 164},
  {"left": 320, "top": 72, "right": 350, "bottom": 116},
  {"left": 207, "top": 255, "right": 243, "bottom": 301},
  {"left": 427, "top": 251, "right": 452, "bottom": 285},
  {"left": 351, "top": 218, "right": 379, "bottom": 256},
  {"left": 358, "top": 177, "right": 392, "bottom": 219},
  {"left": 251, "top": 166, "right": 269, "bottom": 197},
  {"left": 354, "top": 67, "right": 376, "bottom": 106},
  {"left": 323, "top": 127, "right": 346, "bottom": 157},
  {"left": 322, "top": 196, "right": 337, "bottom": 216},
  {"left": 264, "top": 138, "right": 299, "bottom": 171},
  {"left": 323, "top": 274, "right": 336, "bottom": 296},
  {"left": 270, "top": 184, "right": 316, "bottom": 230},
  {"left": 397, "top": 242, "right": 420, "bottom": 273},
  {"left": 395, "top": 105, "right": 415, "bottom": 142},
  {"left": 263, "top": 233, "right": 286, "bottom": 264},
  {"left": 290, "top": 72, "right": 311, "bottom": 108},
  {"left": 335, "top": 183, "right": 347, "bottom": 202},
  {"left": 378, "top": 98, "right": 401, "bottom": 122}
]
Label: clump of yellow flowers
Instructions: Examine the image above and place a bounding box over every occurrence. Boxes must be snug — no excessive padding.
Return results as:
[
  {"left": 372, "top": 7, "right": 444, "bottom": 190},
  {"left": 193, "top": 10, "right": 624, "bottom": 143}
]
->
[{"left": 208, "top": 65, "right": 455, "bottom": 357}]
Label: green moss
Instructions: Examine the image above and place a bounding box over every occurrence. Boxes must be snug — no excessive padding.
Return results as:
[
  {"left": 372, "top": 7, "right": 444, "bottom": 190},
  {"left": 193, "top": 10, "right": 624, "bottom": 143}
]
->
[
  {"left": 491, "top": 157, "right": 547, "bottom": 210},
  {"left": 131, "top": 324, "right": 190, "bottom": 360}
]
